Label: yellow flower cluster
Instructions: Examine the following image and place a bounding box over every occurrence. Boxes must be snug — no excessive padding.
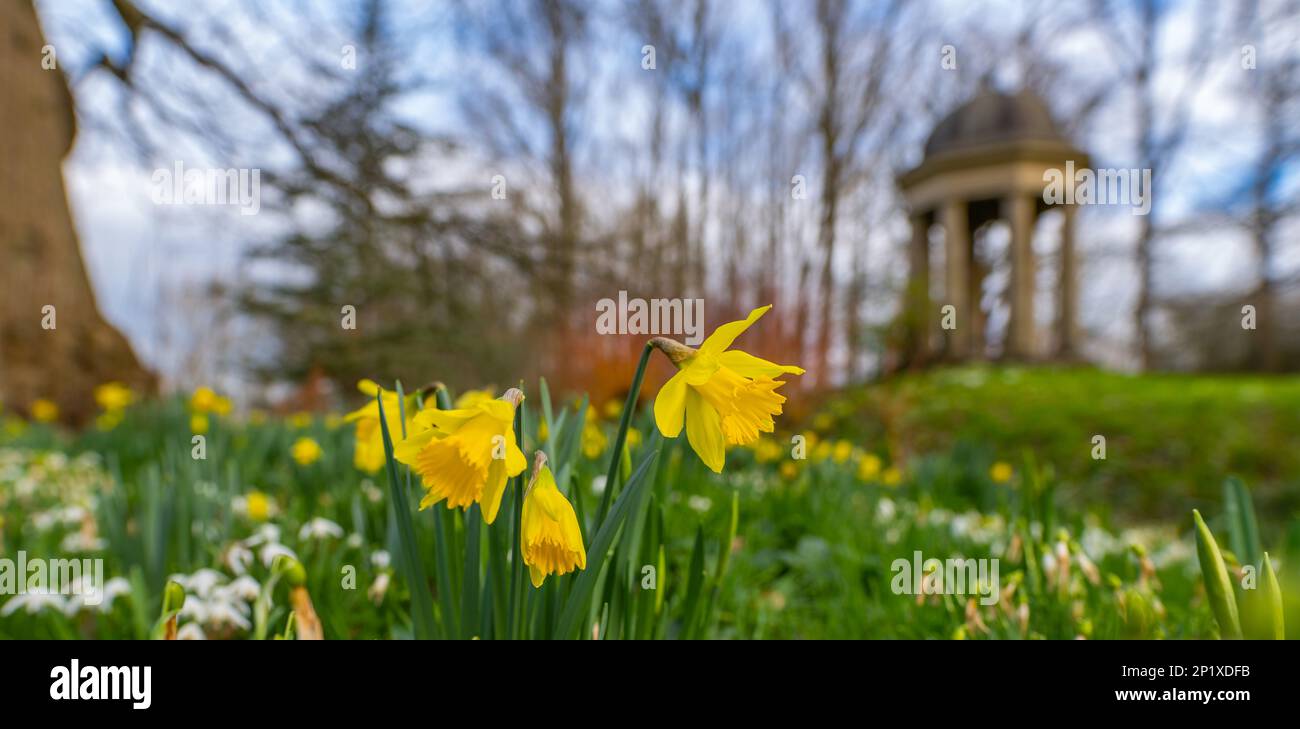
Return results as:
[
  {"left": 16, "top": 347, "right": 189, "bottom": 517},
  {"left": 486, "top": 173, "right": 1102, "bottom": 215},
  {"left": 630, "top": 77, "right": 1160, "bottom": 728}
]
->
[
  {"left": 189, "top": 386, "right": 233, "bottom": 435},
  {"left": 93, "top": 382, "right": 136, "bottom": 431},
  {"left": 338, "top": 306, "right": 801, "bottom": 588}
]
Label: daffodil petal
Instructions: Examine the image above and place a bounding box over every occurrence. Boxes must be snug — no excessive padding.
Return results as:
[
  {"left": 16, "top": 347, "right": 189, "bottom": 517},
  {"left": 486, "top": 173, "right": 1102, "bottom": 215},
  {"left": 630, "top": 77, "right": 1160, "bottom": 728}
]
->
[
  {"left": 654, "top": 369, "right": 690, "bottom": 437},
  {"left": 505, "top": 436, "right": 527, "bottom": 476},
  {"left": 412, "top": 407, "right": 478, "bottom": 433},
  {"left": 480, "top": 458, "right": 509, "bottom": 524},
  {"left": 699, "top": 305, "right": 771, "bottom": 356},
  {"left": 684, "top": 389, "right": 725, "bottom": 473},
  {"left": 393, "top": 428, "right": 436, "bottom": 465},
  {"left": 715, "top": 349, "right": 805, "bottom": 378},
  {"left": 478, "top": 399, "right": 516, "bottom": 423}
]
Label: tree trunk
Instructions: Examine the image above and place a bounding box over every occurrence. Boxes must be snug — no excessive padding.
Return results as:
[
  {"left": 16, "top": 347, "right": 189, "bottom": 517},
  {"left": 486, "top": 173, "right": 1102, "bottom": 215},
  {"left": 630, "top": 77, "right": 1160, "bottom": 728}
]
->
[{"left": 0, "top": 0, "right": 153, "bottom": 424}]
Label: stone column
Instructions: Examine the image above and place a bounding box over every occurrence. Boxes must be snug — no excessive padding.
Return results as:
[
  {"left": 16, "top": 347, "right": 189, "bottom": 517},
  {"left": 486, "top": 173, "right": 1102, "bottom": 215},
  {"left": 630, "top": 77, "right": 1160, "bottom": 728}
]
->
[
  {"left": 907, "top": 213, "right": 931, "bottom": 362},
  {"left": 1055, "top": 203, "right": 1078, "bottom": 358},
  {"left": 941, "top": 199, "right": 971, "bottom": 358},
  {"left": 1005, "top": 194, "right": 1037, "bottom": 359}
]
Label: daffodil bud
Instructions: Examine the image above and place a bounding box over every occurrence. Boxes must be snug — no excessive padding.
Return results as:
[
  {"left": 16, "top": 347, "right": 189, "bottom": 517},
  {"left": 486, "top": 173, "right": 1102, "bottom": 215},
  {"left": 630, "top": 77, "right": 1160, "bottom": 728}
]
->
[
  {"left": 521, "top": 453, "right": 586, "bottom": 588},
  {"left": 162, "top": 580, "right": 186, "bottom": 614},
  {"left": 500, "top": 387, "right": 525, "bottom": 407},
  {"left": 649, "top": 337, "right": 697, "bottom": 366}
]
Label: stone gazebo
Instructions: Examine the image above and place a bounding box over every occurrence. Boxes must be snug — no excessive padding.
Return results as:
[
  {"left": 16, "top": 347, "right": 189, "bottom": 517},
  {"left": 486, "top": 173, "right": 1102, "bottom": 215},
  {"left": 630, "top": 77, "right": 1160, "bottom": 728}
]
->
[{"left": 897, "top": 88, "right": 1088, "bottom": 363}]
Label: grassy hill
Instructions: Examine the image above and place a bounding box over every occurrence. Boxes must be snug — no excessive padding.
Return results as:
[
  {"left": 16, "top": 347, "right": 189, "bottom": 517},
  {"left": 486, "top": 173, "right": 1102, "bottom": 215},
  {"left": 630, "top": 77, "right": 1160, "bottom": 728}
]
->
[{"left": 816, "top": 366, "right": 1300, "bottom": 524}]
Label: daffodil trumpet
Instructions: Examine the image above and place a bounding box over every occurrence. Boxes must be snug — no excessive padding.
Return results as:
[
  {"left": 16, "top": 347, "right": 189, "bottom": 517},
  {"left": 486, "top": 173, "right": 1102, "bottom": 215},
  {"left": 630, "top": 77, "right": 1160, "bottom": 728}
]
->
[
  {"left": 520, "top": 452, "right": 586, "bottom": 588},
  {"left": 394, "top": 387, "right": 527, "bottom": 524},
  {"left": 651, "top": 305, "right": 803, "bottom": 473}
]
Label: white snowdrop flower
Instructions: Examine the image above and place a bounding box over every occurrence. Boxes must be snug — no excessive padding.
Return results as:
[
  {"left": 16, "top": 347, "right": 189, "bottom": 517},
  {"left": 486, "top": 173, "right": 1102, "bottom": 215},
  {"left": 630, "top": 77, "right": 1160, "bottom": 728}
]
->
[
  {"left": 884, "top": 527, "right": 902, "bottom": 544},
  {"left": 99, "top": 577, "right": 132, "bottom": 613},
  {"left": 1041, "top": 552, "right": 1057, "bottom": 575},
  {"left": 688, "top": 495, "right": 712, "bottom": 513},
  {"left": 346, "top": 533, "right": 363, "bottom": 549},
  {"left": 230, "top": 495, "right": 248, "bottom": 518},
  {"left": 224, "top": 542, "right": 254, "bottom": 575},
  {"left": 59, "top": 532, "right": 106, "bottom": 553},
  {"left": 1029, "top": 521, "right": 1044, "bottom": 540},
  {"left": 368, "top": 572, "right": 390, "bottom": 604},
  {"left": 260, "top": 542, "right": 297, "bottom": 568},
  {"left": 206, "top": 599, "right": 251, "bottom": 631},
  {"left": 591, "top": 475, "right": 607, "bottom": 495},
  {"left": 179, "top": 598, "right": 209, "bottom": 624},
  {"left": 370, "top": 550, "right": 391, "bottom": 570},
  {"left": 2, "top": 591, "right": 66, "bottom": 616},
  {"left": 299, "top": 517, "right": 344, "bottom": 541},
  {"left": 31, "top": 510, "right": 57, "bottom": 532},
  {"left": 243, "top": 523, "right": 282, "bottom": 548},
  {"left": 186, "top": 569, "right": 228, "bottom": 599},
  {"left": 223, "top": 575, "right": 261, "bottom": 603},
  {"left": 176, "top": 623, "right": 207, "bottom": 640},
  {"left": 950, "top": 514, "right": 974, "bottom": 539},
  {"left": 61, "top": 505, "right": 87, "bottom": 525},
  {"left": 362, "top": 481, "right": 383, "bottom": 503},
  {"left": 1081, "top": 526, "right": 1120, "bottom": 558},
  {"left": 876, "top": 498, "right": 896, "bottom": 522}
]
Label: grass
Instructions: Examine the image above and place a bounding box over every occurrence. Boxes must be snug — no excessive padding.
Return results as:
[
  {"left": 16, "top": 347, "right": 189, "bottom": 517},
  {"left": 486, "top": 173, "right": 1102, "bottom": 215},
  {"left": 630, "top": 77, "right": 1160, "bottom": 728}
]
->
[{"left": 0, "top": 367, "right": 1297, "bottom": 639}]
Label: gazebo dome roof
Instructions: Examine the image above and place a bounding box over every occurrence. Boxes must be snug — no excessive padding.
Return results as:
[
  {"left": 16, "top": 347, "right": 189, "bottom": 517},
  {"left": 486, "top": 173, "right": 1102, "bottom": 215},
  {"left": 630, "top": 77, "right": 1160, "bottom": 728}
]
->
[{"left": 923, "top": 88, "right": 1068, "bottom": 158}]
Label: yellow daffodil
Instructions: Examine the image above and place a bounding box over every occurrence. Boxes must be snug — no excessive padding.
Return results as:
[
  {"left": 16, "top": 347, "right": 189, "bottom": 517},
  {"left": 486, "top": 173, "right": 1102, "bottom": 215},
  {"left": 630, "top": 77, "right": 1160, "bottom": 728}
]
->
[
  {"left": 289, "top": 412, "right": 313, "bottom": 429},
  {"left": 858, "top": 453, "right": 882, "bottom": 481},
  {"left": 520, "top": 453, "right": 585, "bottom": 587},
  {"left": 454, "top": 388, "right": 495, "bottom": 410},
  {"left": 582, "top": 416, "right": 608, "bottom": 459},
  {"left": 832, "top": 440, "right": 854, "bottom": 464},
  {"left": 813, "top": 440, "right": 832, "bottom": 462},
  {"left": 246, "top": 490, "right": 270, "bottom": 522},
  {"left": 96, "top": 410, "right": 124, "bottom": 431},
  {"left": 625, "top": 427, "right": 643, "bottom": 448},
  {"left": 602, "top": 400, "right": 622, "bottom": 419},
  {"left": 190, "top": 413, "right": 209, "bottom": 435},
  {"left": 292, "top": 436, "right": 323, "bottom": 466},
  {"left": 882, "top": 466, "right": 903, "bottom": 487},
  {"left": 31, "top": 399, "right": 59, "bottom": 423},
  {"left": 779, "top": 461, "right": 799, "bottom": 481},
  {"left": 754, "top": 437, "right": 783, "bottom": 464},
  {"left": 651, "top": 306, "right": 803, "bottom": 473},
  {"left": 94, "top": 382, "right": 135, "bottom": 412},
  {"left": 344, "top": 380, "right": 414, "bottom": 474},
  {"left": 190, "top": 386, "right": 232, "bottom": 416},
  {"left": 394, "top": 388, "right": 526, "bottom": 524},
  {"left": 990, "top": 461, "right": 1014, "bottom": 484}
]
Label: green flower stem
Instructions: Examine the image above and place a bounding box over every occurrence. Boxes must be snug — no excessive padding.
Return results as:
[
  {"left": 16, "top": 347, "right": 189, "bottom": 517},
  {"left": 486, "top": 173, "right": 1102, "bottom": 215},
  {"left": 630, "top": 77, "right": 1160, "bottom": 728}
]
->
[
  {"left": 380, "top": 387, "right": 437, "bottom": 640},
  {"left": 508, "top": 390, "right": 526, "bottom": 639},
  {"left": 596, "top": 341, "right": 654, "bottom": 527},
  {"left": 427, "top": 386, "right": 458, "bottom": 637}
]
